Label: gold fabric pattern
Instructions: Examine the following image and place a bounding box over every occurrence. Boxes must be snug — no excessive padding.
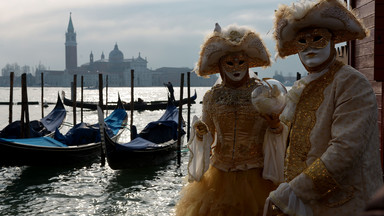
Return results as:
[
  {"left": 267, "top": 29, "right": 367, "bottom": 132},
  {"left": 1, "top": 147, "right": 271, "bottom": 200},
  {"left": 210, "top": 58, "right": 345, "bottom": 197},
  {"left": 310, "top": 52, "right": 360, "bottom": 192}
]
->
[
  {"left": 304, "top": 159, "right": 355, "bottom": 208},
  {"left": 205, "top": 78, "right": 268, "bottom": 171},
  {"left": 303, "top": 158, "right": 338, "bottom": 196},
  {"left": 210, "top": 78, "right": 260, "bottom": 107},
  {"left": 285, "top": 60, "right": 344, "bottom": 181}
]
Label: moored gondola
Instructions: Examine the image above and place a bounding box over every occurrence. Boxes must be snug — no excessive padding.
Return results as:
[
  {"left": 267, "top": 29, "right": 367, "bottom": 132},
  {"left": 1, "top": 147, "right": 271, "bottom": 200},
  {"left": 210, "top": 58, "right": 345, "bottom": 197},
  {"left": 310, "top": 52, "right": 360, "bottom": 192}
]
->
[
  {"left": 98, "top": 93, "right": 185, "bottom": 170},
  {"left": 62, "top": 90, "right": 196, "bottom": 111},
  {"left": 0, "top": 96, "right": 128, "bottom": 167},
  {"left": 0, "top": 93, "right": 66, "bottom": 138}
]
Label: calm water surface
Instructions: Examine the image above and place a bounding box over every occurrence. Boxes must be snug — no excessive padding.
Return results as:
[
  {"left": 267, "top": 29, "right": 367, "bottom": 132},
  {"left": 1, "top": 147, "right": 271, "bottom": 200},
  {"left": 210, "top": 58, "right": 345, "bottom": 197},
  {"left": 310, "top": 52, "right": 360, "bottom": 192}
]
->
[{"left": 0, "top": 86, "right": 209, "bottom": 216}]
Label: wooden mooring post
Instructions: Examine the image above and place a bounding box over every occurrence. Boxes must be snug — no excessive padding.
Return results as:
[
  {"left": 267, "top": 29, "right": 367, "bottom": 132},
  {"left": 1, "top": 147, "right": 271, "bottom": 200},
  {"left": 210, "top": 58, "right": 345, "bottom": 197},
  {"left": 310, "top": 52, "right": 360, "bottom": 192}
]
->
[
  {"left": 130, "top": 70, "right": 134, "bottom": 140},
  {"left": 8, "top": 72, "right": 14, "bottom": 124},
  {"left": 177, "top": 73, "right": 184, "bottom": 164},
  {"left": 20, "top": 73, "right": 30, "bottom": 138},
  {"left": 41, "top": 72, "right": 44, "bottom": 118},
  {"left": 99, "top": 74, "right": 103, "bottom": 110},
  {"left": 98, "top": 73, "right": 105, "bottom": 166},
  {"left": 81, "top": 76, "right": 84, "bottom": 122},
  {"left": 187, "top": 72, "right": 191, "bottom": 140},
  {"left": 72, "top": 74, "right": 77, "bottom": 125},
  {"left": 106, "top": 75, "right": 109, "bottom": 116}
]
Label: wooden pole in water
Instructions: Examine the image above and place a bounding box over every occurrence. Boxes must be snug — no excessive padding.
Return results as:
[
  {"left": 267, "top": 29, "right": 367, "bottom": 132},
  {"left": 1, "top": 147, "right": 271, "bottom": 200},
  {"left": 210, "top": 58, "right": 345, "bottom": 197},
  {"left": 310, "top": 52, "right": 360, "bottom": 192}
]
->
[
  {"left": 73, "top": 74, "right": 77, "bottom": 125},
  {"left": 99, "top": 74, "right": 103, "bottom": 110},
  {"left": 187, "top": 71, "right": 191, "bottom": 140},
  {"left": 41, "top": 72, "right": 44, "bottom": 118},
  {"left": 8, "top": 72, "right": 14, "bottom": 124},
  {"left": 130, "top": 69, "right": 134, "bottom": 140},
  {"left": 177, "top": 73, "right": 184, "bottom": 164},
  {"left": 20, "top": 73, "right": 30, "bottom": 138},
  {"left": 98, "top": 74, "right": 105, "bottom": 167},
  {"left": 81, "top": 76, "right": 84, "bottom": 123},
  {"left": 20, "top": 80, "right": 25, "bottom": 138},
  {"left": 106, "top": 75, "right": 109, "bottom": 116}
]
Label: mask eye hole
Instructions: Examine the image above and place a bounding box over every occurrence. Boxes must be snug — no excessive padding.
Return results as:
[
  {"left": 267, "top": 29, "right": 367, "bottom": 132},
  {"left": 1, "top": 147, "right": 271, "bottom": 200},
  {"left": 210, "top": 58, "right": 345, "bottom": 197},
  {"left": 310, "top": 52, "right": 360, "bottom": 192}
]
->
[
  {"left": 298, "top": 38, "right": 306, "bottom": 44},
  {"left": 313, "top": 36, "right": 323, "bottom": 42},
  {"left": 226, "top": 61, "right": 234, "bottom": 66},
  {"left": 239, "top": 60, "right": 245, "bottom": 65}
]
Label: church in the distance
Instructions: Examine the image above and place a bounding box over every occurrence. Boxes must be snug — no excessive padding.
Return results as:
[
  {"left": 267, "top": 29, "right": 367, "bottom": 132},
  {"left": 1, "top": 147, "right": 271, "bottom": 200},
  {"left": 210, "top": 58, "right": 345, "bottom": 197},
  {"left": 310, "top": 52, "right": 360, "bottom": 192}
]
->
[{"left": 38, "top": 14, "right": 216, "bottom": 87}]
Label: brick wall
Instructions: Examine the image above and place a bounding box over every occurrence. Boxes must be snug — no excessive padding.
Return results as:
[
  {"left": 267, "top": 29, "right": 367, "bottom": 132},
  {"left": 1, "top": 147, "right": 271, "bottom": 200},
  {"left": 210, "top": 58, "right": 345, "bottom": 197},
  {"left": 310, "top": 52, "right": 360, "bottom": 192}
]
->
[{"left": 350, "top": 0, "right": 383, "bottom": 171}]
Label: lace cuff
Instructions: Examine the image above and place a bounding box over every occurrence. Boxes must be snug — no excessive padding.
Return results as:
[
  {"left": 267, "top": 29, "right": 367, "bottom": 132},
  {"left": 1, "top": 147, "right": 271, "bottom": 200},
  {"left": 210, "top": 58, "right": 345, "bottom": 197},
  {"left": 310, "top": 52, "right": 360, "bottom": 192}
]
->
[{"left": 268, "top": 183, "right": 313, "bottom": 216}]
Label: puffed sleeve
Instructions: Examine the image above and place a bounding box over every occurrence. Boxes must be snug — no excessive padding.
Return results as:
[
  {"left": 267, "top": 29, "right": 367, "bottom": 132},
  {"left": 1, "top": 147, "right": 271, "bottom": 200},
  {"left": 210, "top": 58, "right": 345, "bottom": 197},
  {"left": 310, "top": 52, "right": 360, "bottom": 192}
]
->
[
  {"left": 290, "top": 68, "right": 379, "bottom": 201},
  {"left": 201, "top": 90, "right": 215, "bottom": 136}
]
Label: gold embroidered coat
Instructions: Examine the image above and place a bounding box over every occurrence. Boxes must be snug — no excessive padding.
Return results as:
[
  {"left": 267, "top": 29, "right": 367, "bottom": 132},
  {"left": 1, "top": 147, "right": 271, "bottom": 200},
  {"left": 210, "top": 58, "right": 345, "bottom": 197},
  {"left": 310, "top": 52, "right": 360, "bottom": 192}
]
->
[{"left": 285, "top": 62, "right": 383, "bottom": 215}]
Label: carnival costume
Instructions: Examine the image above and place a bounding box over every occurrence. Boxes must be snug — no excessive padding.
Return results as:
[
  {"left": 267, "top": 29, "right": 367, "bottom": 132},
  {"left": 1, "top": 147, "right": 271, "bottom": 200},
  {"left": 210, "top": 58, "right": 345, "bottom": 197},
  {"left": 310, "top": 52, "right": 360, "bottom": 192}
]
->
[
  {"left": 264, "top": 0, "right": 384, "bottom": 215},
  {"left": 175, "top": 24, "right": 285, "bottom": 216}
]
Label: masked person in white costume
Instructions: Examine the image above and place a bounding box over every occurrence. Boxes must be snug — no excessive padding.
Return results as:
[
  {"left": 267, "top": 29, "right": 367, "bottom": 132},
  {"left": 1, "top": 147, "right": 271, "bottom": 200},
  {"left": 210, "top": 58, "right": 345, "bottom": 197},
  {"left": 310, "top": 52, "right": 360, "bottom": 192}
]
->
[
  {"left": 175, "top": 23, "right": 288, "bottom": 216},
  {"left": 263, "top": 0, "right": 383, "bottom": 215}
]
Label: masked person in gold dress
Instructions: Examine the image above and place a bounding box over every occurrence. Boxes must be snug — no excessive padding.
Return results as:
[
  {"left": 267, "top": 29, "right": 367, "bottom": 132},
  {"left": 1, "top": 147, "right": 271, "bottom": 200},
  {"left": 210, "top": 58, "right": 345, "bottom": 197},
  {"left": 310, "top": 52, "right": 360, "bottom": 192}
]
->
[
  {"left": 263, "top": 0, "right": 383, "bottom": 215},
  {"left": 175, "top": 23, "right": 287, "bottom": 216}
]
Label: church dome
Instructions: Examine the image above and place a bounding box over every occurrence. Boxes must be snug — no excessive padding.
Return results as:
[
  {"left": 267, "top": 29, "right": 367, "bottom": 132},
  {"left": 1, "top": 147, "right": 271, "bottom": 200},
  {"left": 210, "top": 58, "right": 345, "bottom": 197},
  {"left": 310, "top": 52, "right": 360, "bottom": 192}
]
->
[{"left": 109, "top": 43, "right": 124, "bottom": 62}]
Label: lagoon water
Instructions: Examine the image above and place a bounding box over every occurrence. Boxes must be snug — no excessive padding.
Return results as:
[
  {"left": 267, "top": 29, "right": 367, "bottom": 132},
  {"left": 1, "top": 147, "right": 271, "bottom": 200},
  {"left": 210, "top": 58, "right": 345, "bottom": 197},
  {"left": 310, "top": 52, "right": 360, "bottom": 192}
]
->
[{"left": 0, "top": 86, "right": 210, "bottom": 216}]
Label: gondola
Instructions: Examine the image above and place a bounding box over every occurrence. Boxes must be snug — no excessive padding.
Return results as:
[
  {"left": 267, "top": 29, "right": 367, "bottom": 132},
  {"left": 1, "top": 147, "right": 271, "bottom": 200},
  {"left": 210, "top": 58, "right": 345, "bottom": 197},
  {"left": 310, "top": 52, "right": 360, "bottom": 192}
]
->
[
  {"left": 97, "top": 93, "right": 185, "bottom": 170},
  {"left": 62, "top": 89, "right": 197, "bottom": 111},
  {"left": 0, "top": 94, "right": 66, "bottom": 138},
  {"left": 0, "top": 97, "right": 128, "bottom": 167}
]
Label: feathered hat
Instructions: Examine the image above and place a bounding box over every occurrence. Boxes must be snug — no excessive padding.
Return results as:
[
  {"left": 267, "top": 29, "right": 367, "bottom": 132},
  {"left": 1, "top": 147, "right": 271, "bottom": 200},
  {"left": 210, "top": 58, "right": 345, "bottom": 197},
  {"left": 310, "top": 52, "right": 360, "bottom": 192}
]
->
[
  {"left": 274, "top": 0, "right": 369, "bottom": 58},
  {"left": 195, "top": 23, "right": 271, "bottom": 77}
]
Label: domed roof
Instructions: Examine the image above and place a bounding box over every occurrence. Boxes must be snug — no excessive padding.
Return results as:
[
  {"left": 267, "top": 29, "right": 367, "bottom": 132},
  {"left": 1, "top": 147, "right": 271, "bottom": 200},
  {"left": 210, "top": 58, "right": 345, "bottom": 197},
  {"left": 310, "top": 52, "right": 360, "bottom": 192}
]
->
[{"left": 109, "top": 43, "right": 124, "bottom": 62}]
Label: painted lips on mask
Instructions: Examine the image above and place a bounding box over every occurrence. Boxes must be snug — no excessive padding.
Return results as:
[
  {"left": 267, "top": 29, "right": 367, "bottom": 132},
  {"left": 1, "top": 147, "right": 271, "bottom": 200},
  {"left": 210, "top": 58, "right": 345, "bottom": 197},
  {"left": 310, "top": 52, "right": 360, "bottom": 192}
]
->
[
  {"left": 299, "top": 42, "right": 331, "bottom": 68},
  {"left": 219, "top": 52, "right": 249, "bottom": 82}
]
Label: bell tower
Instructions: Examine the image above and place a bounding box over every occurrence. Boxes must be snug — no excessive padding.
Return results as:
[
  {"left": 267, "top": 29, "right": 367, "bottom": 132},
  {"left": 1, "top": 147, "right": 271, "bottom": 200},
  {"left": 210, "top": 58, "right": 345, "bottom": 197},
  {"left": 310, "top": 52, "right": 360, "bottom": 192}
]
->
[
  {"left": 90, "top": 51, "right": 94, "bottom": 64},
  {"left": 65, "top": 13, "right": 77, "bottom": 70}
]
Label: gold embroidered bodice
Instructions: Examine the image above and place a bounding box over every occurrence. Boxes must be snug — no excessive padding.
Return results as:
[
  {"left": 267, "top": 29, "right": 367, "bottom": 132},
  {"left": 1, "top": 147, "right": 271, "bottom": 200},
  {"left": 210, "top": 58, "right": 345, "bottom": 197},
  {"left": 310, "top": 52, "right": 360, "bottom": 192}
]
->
[{"left": 202, "top": 78, "right": 268, "bottom": 171}]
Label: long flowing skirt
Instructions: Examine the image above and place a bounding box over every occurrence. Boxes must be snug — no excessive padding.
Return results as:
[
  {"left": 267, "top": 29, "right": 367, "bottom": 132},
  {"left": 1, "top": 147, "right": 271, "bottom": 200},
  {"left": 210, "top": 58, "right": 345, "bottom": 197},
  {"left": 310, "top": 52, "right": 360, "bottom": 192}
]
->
[{"left": 175, "top": 166, "right": 276, "bottom": 216}]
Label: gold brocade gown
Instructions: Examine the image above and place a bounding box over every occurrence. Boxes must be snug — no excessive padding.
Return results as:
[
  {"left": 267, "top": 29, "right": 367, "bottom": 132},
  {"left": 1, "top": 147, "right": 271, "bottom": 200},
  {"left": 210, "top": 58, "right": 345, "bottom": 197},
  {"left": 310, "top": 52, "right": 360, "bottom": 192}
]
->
[{"left": 175, "top": 79, "right": 276, "bottom": 216}]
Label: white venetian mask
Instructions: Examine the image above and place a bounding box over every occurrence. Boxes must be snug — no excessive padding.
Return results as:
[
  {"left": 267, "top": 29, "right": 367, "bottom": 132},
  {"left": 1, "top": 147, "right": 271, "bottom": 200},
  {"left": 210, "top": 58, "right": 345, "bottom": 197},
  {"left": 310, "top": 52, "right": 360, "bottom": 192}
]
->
[
  {"left": 298, "top": 39, "right": 331, "bottom": 69},
  {"left": 219, "top": 52, "right": 249, "bottom": 82}
]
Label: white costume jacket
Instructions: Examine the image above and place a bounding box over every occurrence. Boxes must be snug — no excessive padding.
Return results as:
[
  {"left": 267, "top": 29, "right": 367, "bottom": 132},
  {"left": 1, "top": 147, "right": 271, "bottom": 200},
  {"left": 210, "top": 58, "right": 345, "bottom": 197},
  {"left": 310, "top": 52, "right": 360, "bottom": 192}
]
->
[{"left": 282, "top": 60, "right": 383, "bottom": 215}]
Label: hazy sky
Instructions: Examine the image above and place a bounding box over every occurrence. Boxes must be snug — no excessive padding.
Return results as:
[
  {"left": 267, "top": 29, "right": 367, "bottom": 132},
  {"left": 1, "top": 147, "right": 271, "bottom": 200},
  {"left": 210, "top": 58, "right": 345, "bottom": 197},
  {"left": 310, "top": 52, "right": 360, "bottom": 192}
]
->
[{"left": 0, "top": 0, "right": 308, "bottom": 78}]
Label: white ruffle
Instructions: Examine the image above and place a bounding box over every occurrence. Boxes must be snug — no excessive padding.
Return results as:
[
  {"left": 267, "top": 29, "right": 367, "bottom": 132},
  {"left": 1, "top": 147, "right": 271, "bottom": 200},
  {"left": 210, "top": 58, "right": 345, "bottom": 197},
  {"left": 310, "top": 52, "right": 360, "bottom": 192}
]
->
[
  {"left": 187, "top": 115, "right": 214, "bottom": 182},
  {"left": 280, "top": 70, "right": 326, "bottom": 124},
  {"left": 262, "top": 124, "right": 288, "bottom": 184}
]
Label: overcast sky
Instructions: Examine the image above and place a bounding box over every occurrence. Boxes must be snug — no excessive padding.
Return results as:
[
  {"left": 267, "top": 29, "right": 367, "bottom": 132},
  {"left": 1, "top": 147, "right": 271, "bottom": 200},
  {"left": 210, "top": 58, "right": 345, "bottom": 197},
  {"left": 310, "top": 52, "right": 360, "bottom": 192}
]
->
[{"left": 0, "top": 0, "right": 308, "bottom": 78}]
